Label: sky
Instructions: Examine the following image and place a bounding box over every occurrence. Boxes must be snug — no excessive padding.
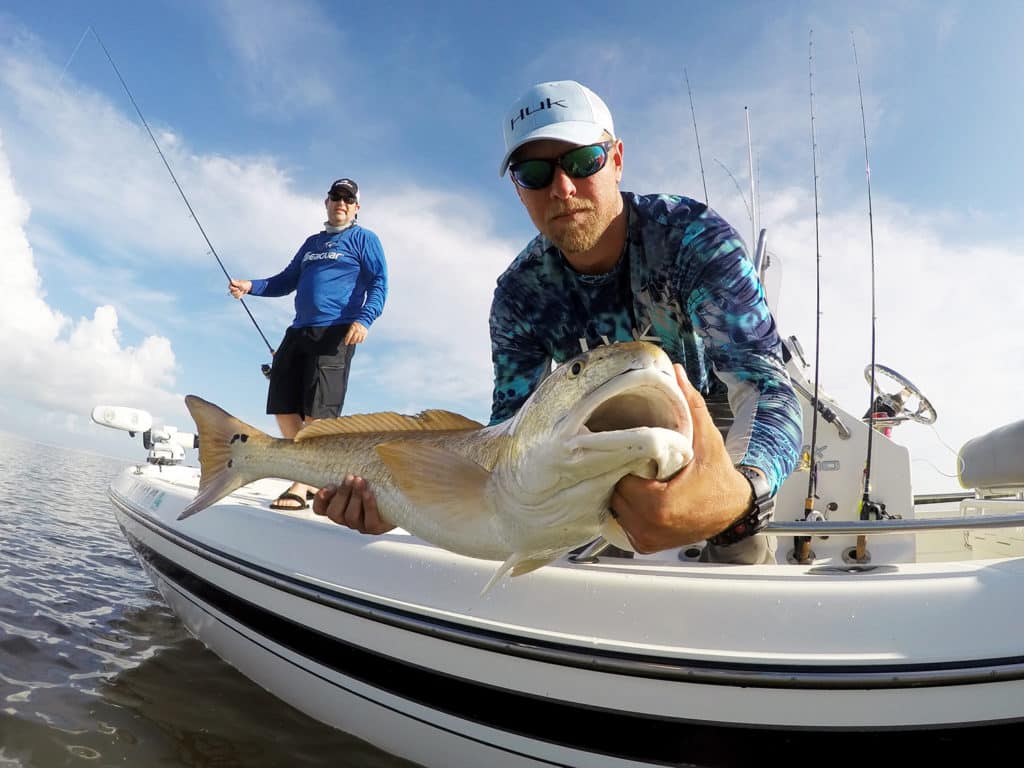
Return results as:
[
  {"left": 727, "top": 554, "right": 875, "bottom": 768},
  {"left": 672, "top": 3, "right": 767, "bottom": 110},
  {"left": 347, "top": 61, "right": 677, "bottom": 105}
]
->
[{"left": 1, "top": 0, "right": 1022, "bottom": 495}]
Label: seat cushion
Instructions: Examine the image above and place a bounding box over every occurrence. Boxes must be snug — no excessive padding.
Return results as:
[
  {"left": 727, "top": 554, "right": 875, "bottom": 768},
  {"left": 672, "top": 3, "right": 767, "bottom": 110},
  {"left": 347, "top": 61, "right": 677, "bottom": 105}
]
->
[{"left": 958, "top": 419, "right": 1024, "bottom": 490}]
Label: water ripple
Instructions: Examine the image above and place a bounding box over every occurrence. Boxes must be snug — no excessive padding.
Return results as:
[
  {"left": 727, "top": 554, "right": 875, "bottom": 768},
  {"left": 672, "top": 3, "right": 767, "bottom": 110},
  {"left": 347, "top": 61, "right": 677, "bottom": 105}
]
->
[{"left": 0, "top": 434, "right": 411, "bottom": 767}]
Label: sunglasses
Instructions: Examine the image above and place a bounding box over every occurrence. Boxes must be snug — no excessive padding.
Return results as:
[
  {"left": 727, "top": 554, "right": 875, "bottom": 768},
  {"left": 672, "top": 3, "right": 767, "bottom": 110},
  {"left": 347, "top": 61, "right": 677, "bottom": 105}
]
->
[
  {"left": 328, "top": 192, "right": 357, "bottom": 203},
  {"left": 509, "top": 141, "right": 615, "bottom": 190}
]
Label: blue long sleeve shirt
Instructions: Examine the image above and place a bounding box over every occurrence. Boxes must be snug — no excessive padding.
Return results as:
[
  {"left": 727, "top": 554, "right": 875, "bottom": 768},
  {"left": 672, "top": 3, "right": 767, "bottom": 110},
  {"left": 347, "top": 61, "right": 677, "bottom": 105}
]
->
[
  {"left": 488, "top": 193, "right": 802, "bottom": 495},
  {"left": 250, "top": 225, "right": 388, "bottom": 328}
]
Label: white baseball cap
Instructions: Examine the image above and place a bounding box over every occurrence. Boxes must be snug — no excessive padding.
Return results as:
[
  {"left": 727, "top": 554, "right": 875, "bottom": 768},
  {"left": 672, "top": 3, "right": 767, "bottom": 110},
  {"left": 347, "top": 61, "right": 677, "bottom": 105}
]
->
[{"left": 498, "top": 80, "right": 615, "bottom": 176}]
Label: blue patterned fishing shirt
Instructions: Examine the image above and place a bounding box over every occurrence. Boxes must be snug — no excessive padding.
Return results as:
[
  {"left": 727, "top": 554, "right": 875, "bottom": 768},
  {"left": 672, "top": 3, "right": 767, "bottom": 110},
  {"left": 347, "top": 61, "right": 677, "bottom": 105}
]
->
[{"left": 488, "top": 192, "right": 802, "bottom": 494}]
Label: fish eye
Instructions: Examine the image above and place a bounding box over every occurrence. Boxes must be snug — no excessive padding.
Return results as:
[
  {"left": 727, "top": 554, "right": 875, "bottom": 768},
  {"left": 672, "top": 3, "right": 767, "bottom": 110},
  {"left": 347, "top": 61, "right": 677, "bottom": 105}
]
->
[{"left": 569, "top": 361, "right": 585, "bottom": 377}]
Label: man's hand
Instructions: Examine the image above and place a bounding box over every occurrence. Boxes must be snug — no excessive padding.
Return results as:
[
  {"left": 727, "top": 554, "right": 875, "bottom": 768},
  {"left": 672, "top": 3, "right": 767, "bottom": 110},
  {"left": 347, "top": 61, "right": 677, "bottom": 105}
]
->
[
  {"left": 610, "top": 364, "right": 752, "bottom": 553},
  {"left": 344, "top": 321, "right": 369, "bottom": 345},
  {"left": 312, "top": 475, "right": 395, "bottom": 534},
  {"left": 228, "top": 278, "right": 252, "bottom": 299}
]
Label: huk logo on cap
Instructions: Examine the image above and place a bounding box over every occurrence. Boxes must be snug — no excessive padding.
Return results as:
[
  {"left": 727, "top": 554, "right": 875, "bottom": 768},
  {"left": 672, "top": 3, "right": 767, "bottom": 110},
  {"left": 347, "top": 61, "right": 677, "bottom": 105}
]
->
[
  {"left": 509, "top": 97, "right": 570, "bottom": 134},
  {"left": 498, "top": 80, "right": 615, "bottom": 176}
]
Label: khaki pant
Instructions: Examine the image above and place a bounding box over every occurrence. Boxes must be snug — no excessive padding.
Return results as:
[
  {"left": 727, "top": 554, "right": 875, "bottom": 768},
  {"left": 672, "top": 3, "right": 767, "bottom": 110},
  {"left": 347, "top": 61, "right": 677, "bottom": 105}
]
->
[{"left": 701, "top": 535, "right": 776, "bottom": 564}]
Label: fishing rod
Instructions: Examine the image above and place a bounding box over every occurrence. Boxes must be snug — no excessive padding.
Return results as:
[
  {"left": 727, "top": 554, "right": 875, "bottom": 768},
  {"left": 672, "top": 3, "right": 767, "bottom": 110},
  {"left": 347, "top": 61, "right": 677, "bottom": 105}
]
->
[
  {"left": 684, "top": 68, "right": 710, "bottom": 206},
  {"left": 744, "top": 106, "right": 758, "bottom": 251},
  {"left": 85, "top": 27, "right": 276, "bottom": 364},
  {"left": 795, "top": 29, "right": 825, "bottom": 564},
  {"left": 851, "top": 30, "right": 887, "bottom": 559},
  {"left": 756, "top": 151, "right": 762, "bottom": 233}
]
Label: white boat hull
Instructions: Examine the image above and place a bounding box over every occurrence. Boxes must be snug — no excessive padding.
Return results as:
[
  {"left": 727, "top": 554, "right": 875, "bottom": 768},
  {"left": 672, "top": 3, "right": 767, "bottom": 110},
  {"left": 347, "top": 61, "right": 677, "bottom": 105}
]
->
[{"left": 108, "top": 462, "right": 1024, "bottom": 766}]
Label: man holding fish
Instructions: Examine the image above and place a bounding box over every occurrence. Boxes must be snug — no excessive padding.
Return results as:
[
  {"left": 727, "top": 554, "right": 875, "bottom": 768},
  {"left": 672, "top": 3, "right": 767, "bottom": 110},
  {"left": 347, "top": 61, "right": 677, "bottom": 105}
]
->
[{"left": 314, "top": 81, "right": 802, "bottom": 564}]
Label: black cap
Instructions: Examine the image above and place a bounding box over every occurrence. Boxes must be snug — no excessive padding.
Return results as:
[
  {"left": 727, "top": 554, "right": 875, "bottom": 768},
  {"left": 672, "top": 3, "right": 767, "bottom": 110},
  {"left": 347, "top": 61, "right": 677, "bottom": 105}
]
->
[{"left": 328, "top": 178, "right": 359, "bottom": 201}]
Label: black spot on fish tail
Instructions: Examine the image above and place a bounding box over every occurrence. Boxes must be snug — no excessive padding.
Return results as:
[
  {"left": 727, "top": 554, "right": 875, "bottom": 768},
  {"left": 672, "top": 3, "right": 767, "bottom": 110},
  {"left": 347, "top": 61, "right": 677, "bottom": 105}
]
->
[{"left": 181, "top": 394, "right": 274, "bottom": 520}]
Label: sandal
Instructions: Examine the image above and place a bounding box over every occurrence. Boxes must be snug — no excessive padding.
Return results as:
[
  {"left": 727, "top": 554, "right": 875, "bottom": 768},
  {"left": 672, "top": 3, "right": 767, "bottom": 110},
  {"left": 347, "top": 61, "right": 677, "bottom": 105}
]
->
[{"left": 269, "top": 491, "right": 308, "bottom": 511}]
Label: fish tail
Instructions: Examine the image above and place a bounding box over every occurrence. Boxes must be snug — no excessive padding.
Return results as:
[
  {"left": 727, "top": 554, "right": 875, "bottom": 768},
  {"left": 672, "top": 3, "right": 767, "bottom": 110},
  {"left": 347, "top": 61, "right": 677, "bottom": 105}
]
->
[{"left": 178, "top": 395, "right": 274, "bottom": 520}]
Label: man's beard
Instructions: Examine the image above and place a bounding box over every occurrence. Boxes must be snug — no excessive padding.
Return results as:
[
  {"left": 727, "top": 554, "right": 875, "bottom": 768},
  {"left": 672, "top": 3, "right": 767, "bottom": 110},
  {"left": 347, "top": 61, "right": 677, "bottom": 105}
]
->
[{"left": 544, "top": 202, "right": 602, "bottom": 254}]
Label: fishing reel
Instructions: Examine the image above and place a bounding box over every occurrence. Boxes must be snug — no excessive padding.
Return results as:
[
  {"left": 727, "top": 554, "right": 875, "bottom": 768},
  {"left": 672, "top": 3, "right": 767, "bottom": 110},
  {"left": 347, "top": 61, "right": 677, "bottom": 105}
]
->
[{"left": 261, "top": 362, "right": 272, "bottom": 380}]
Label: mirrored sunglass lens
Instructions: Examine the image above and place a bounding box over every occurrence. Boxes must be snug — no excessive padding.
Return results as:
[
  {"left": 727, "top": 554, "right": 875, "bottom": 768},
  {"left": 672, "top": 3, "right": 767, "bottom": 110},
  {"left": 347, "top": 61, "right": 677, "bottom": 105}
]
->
[
  {"left": 562, "top": 145, "right": 607, "bottom": 178},
  {"left": 512, "top": 160, "right": 554, "bottom": 189}
]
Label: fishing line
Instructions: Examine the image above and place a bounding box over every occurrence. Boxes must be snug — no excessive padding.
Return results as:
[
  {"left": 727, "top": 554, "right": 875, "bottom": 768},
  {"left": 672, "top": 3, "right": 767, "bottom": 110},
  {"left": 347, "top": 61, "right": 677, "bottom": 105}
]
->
[
  {"left": 926, "top": 424, "right": 967, "bottom": 477},
  {"left": 684, "top": 68, "right": 710, "bottom": 206},
  {"left": 713, "top": 158, "right": 753, "bottom": 229},
  {"left": 86, "top": 26, "right": 275, "bottom": 357},
  {"left": 911, "top": 457, "right": 961, "bottom": 480},
  {"left": 57, "top": 27, "right": 91, "bottom": 86}
]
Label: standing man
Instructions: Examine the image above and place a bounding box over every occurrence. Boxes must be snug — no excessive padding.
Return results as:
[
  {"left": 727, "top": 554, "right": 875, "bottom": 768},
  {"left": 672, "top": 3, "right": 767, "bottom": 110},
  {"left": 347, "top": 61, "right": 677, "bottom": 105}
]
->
[
  {"left": 230, "top": 178, "right": 388, "bottom": 510},
  {"left": 315, "top": 82, "right": 801, "bottom": 564}
]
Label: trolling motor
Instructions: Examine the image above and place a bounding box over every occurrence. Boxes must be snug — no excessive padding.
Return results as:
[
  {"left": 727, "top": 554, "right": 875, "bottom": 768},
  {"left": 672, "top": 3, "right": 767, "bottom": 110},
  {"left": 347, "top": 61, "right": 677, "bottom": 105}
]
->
[{"left": 90, "top": 405, "right": 197, "bottom": 465}]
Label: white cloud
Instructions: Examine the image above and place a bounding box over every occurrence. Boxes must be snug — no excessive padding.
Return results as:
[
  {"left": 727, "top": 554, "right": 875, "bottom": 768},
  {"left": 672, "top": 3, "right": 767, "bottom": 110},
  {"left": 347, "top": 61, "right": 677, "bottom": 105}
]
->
[
  {"left": 216, "top": 0, "right": 339, "bottom": 113},
  {"left": 0, "top": 40, "right": 310, "bottom": 278},
  {"left": 934, "top": 4, "right": 961, "bottom": 47},
  {"left": 0, "top": 141, "right": 66, "bottom": 342},
  {"left": 359, "top": 185, "right": 518, "bottom": 417},
  {"left": 768, "top": 193, "right": 1024, "bottom": 492},
  {"left": 0, "top": 129, "right": 181, "bottom": 427}
]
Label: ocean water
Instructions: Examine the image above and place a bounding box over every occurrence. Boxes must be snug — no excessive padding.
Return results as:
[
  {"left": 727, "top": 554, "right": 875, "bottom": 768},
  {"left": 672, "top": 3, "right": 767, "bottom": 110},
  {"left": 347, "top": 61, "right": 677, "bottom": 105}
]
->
[{"left": 0, "top": 434, "right": 413, "bottom": 768}]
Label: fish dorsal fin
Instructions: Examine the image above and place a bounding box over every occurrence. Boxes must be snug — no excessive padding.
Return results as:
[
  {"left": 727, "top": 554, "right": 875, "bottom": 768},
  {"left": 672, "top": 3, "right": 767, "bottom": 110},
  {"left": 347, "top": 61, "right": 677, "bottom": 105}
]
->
[
  {"left": 375, "top": 442, "right": 492, "bottom": 524},
  {"left": 481, "top": 552, "right": 559, "bottom": 595},
  {"left": 296, "top": 410, "right": 482, "bottom": 440}
]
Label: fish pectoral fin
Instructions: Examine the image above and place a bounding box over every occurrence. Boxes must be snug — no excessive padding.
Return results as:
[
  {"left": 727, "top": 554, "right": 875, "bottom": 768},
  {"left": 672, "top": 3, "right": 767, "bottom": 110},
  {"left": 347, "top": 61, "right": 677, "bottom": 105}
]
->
[
  {"left": 510, "top": 555, "right": 558, "bottom": 577},
  {"left": 600, "top": 515, "right": 636, "bottom": 552},
  {"left": 480, "top": 552, "right": 559, "bottom": 595},
  {"left": 376, "top": 441, "right": 491, "bottom": 525}
]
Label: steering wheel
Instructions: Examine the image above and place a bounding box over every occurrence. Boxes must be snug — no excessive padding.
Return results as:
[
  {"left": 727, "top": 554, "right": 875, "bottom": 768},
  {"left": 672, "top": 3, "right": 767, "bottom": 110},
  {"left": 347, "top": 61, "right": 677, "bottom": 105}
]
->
[{"left": 863, "top": 364, "right": 937, "bottom": 425}]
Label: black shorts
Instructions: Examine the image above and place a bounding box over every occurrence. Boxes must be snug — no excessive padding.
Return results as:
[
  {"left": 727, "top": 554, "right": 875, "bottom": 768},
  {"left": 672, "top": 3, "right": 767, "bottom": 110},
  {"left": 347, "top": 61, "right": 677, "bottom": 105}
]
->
[{"left": 266, "top": 324, "right": 356, "bottom": 419}]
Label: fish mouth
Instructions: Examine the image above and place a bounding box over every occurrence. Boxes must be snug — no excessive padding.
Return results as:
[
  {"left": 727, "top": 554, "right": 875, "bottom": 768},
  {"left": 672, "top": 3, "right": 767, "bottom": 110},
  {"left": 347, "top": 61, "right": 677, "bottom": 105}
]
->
[{"left": 565, "top": 367, "right": 689, "bottom": 436}]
